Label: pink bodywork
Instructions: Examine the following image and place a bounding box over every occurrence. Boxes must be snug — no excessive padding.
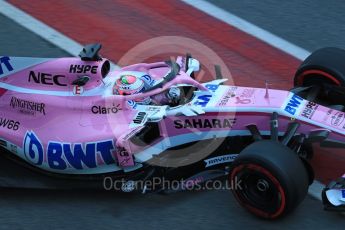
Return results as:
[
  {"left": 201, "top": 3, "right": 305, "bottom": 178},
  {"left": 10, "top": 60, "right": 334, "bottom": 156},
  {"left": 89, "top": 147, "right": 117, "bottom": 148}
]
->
[{"left": 0, "top": 56, "right": 344, "bottom": 174}]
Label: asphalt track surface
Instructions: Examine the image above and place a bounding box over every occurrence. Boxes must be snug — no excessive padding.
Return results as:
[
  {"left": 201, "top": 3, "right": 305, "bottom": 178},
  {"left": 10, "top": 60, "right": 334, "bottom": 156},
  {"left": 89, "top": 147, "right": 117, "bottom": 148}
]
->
[
  {"left": 208, "top": 0, "right": 345, "bottom": 52},
  {"left": 0, "top": 0, "right": 345, "bottom": 229},
  {"left": 0, "top": 14, "right": 69, "bottom": 57}
]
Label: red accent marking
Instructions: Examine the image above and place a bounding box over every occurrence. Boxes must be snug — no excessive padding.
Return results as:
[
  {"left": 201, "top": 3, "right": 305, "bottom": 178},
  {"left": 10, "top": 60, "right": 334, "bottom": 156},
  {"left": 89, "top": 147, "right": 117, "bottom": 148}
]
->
[
  {"left": 296, "top": 69, "right": 341, "bottom": 86},
  {"left": 230, "top": 163, "right": 286, "bottom": 219},
  {"left": 0, "top": 88, "right": 7, "bottom": 97}
]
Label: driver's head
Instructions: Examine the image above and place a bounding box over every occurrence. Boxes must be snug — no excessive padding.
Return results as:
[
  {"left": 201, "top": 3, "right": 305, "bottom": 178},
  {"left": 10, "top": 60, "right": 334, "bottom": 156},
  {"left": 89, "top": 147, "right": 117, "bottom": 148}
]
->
[
  {"left": 113, "top": 74, "right": 151, "bottom": 105},
  {"left": 113, "top": 75, "right": 145, "bottom": 96}
]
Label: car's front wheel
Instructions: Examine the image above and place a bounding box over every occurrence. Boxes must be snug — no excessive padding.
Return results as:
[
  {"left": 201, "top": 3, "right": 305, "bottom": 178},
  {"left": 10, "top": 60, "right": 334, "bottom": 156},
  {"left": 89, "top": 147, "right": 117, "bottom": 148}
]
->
[
  {"left": 229, "top": 140, "right": 309, "bottom": 219},
  {"left": 293, "top": 47, "right": 345, "bottom": 108},
  {"left": 294, "top": 47, "right": 345, "bottom": 87}
]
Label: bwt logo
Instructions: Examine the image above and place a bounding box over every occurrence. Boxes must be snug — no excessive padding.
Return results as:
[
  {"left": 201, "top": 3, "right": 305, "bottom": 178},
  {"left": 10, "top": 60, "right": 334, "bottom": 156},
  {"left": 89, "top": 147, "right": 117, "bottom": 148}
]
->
[
  {"left": 0, "top": 56, "right": 14, "bottom": 75},
  {"left": 23, "top": 131, "right": 117, "bottom": 170},
  {"left": 284, "top": 94, "right": 303, "bottom": 115}
]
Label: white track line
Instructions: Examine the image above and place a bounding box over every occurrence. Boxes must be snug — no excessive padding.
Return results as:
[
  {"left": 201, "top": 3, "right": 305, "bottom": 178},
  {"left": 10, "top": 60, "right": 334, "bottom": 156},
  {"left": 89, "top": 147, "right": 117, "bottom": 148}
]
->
[
  {"left": 0, "top": 0, "right": 82, "bottom": 56},
  {"left": 182, "top": 0, "right": 325, "bottom": 201},
  {"left": 0, "top": 0, "right": 119, "bottom": 68},
  {"left": 181, "top": 0, "right": 311, "bottom": 61},
  {"left": 0, "top": 0, "right": 326, "bottom": 200}
]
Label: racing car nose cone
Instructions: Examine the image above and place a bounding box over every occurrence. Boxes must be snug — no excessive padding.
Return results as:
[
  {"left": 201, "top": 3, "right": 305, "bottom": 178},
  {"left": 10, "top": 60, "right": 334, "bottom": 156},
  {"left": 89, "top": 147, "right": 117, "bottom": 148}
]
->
[{"left": 257, "top": 179, "right": 270, "bottom": 192}]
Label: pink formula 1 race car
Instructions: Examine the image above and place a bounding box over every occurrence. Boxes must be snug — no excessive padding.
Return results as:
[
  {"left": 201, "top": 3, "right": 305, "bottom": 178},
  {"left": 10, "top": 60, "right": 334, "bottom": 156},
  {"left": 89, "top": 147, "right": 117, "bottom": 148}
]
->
[{"left": 0, "top": 44, "right": 344, "bottom": 219}]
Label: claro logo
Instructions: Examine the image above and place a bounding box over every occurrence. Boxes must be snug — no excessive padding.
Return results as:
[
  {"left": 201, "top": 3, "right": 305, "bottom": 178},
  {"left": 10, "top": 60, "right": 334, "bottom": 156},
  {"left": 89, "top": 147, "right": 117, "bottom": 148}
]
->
[{"left": 28, "top": 71, "right": 67, "bottom": 86}]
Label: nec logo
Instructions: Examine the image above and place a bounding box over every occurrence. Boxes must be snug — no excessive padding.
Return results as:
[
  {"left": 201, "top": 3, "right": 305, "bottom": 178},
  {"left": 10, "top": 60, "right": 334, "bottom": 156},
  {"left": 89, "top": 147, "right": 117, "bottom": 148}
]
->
[
  {"left": 284, "top": 94, "right": 303, "bottom": 115},
  {"left": 29, "top": 71, "right": 67, "bottom": 86},
  {"left": 0, "top": 56, "right": 13, "bottom": 75}
]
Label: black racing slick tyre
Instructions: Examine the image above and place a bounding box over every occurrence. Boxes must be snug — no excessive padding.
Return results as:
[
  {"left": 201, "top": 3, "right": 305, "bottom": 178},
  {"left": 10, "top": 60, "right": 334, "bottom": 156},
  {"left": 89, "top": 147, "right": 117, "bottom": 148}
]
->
[
  {"left": 294, "top": 47, "right": 345, "bottom": 87},
  {"left": 229, "top": 140, "right": 309, "bottom": 219}
]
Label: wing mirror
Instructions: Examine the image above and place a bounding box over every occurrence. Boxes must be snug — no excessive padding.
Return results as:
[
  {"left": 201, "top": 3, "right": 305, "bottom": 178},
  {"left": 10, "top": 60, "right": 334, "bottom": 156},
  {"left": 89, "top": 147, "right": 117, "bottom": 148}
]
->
[
  {"left": 186, "top": 58, "right": 200, "bottom": 76},
  {"left": 72, "top": 76, "right": 90, "bottom": 86}
]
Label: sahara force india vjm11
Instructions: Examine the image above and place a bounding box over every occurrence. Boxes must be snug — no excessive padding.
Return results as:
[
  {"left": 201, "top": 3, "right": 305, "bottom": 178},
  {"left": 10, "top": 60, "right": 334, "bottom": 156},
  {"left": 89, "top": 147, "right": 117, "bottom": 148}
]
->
[{"left": 0, "top": 44, "right": 344, "bottom": 219}]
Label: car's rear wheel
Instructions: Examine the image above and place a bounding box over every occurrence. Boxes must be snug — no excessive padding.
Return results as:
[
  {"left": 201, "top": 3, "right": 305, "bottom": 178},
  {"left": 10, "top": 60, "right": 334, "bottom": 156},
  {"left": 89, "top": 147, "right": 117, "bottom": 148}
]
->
[{"left": 230, "top": 140, "right": 309, "bottom": 219}]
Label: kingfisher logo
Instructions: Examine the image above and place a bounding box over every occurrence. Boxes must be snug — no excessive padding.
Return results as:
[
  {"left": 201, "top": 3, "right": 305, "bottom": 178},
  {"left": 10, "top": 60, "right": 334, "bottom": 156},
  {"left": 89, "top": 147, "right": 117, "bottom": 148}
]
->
[
  {"left": 23, "top": 131, "right": 117, "bottom": 170},
  {"left": 284, "top": 94, "right": 303, "bottom": 115},
  {"left": 10, "top": 96, "right": 46, "bottom": 116},
  {"left": 0, "top": 56, "right": 13, "bottom": 75}
]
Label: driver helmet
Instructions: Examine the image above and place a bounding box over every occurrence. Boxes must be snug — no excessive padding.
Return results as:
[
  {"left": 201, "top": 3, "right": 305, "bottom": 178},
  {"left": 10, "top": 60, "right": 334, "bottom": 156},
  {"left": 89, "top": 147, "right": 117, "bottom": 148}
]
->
[{"left": 113, "top": 74, "right": 151, "bottom": 104}]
